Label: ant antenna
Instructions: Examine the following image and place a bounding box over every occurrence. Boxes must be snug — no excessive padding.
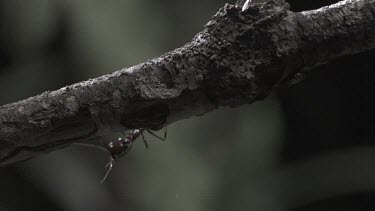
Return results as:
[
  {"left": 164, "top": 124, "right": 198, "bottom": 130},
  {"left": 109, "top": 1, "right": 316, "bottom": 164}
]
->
[
  {"left": 73, "top": 142, "right": 108, "bottom": 152},
  {"left": 101, "top": 157, "right": 114, "bottom": 183}
]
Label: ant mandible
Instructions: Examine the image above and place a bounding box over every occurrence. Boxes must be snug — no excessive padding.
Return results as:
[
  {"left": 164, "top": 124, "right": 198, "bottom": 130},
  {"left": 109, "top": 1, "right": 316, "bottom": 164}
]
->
[{"left": 101, "top": 127, "right": 167, "bottom": 183}]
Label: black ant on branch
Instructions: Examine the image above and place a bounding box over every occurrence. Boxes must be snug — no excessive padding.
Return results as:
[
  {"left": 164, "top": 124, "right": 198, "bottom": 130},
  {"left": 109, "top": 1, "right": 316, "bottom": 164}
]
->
[
  {"left": 74, "top": 126, "right": 167, "bottom": 182},
  {"left": 100, "top": 127, "right": 167, "bottom": 183}
]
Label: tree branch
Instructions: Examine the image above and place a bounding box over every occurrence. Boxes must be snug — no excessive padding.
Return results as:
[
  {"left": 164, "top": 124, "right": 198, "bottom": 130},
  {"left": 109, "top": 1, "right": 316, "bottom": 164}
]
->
[{"left": 0, "top": 0, "right": 374, "bottom": 165}]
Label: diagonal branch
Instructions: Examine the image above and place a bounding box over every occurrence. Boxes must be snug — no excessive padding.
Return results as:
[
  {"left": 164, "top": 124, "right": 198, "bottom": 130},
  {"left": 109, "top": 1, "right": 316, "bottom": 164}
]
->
[{"left": 0, "top": 0, "right": 374, "bottom": 165}]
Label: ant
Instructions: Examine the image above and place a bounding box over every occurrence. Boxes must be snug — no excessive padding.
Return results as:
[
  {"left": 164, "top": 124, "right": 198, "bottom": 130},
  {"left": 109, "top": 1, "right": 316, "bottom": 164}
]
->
[{"left": 100, "top": 127, "right": 167, "bottom": 183}]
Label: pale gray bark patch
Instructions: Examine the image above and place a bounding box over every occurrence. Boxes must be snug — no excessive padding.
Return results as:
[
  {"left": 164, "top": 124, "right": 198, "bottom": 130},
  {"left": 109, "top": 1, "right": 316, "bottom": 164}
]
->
[{"left": 0, "top": 0, "right": 375, "bottom": 165}]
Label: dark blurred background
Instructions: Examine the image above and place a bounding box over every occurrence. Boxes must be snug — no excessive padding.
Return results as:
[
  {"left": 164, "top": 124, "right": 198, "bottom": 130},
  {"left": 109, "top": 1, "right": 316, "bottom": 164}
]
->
[{"left": 1, "top": 0, "right": 375, "bottom": 210}]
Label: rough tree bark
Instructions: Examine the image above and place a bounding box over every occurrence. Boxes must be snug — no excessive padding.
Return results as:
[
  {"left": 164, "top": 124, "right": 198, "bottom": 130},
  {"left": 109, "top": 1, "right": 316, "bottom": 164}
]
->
[{"left": 0, "top": 0, "right": 374, "bottom": 165}]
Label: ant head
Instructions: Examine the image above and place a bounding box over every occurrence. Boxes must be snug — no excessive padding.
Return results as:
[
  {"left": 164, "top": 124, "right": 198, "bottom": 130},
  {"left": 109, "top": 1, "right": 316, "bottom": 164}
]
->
[{"left": 106, "top": 137, "right": 133, "bottom": 159}]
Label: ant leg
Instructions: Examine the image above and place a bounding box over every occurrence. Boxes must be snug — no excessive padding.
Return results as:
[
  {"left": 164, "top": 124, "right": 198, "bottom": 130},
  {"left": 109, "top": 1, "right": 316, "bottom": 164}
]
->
[
  {"left": 146, "top": 129, "right": 165, "bottom": 141},
  {"left": 164, "top": 124, "right": 168, "bottom": 140},
  {"left": 140, "top": 132, "right": 149, "bottom": 149},
  {"left": 101, "top": 157, "right": 114, "bottom": 183}
]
